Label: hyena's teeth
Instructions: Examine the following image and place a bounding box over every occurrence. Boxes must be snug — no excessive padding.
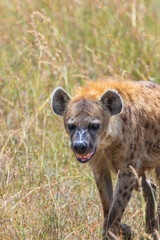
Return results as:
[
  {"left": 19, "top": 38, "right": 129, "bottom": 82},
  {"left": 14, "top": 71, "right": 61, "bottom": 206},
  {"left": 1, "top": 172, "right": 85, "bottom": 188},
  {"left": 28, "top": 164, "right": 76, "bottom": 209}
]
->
[
  {"left": 75, "top": 149, "right": 96, "bottom": 161},
  {"left": 76, "top": 152, "right": 93, "bottom": 159},
  {"left": 76, "top": 154, "right": 88, "bottom": 158}
]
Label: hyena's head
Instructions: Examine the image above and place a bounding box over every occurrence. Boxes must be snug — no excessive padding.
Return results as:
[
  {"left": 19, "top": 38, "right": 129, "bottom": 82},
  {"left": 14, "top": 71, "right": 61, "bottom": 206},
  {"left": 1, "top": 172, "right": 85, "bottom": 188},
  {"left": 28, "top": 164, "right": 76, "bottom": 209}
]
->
[{"left": 51, "top": 87, "right": 123, "bottom": 163}]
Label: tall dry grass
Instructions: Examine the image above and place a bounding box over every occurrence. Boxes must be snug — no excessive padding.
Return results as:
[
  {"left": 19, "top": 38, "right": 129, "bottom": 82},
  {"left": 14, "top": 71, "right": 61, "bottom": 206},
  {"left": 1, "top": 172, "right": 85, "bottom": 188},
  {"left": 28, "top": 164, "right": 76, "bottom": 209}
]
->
[{"left": 0, "top": 0, "right": 160, "bottom": 239}]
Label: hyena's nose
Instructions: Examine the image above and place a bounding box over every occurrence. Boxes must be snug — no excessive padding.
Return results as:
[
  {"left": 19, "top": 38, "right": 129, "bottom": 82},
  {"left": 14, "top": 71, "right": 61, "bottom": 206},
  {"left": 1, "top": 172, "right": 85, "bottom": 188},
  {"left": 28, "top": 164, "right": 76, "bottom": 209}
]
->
[{"left": 73, "top": 141, "right": 88, "bottom": 154}]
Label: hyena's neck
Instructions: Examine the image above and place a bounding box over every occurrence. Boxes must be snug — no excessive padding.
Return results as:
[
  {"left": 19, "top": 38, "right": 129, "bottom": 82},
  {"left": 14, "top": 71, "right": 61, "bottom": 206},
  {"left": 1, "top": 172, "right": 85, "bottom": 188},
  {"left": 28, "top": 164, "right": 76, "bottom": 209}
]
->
[
  {"left": 99, "top": 115, "right": 123, "bottom": 148},
  {"left": 107, "top": 116, "right": 122, "bottom": 139}
]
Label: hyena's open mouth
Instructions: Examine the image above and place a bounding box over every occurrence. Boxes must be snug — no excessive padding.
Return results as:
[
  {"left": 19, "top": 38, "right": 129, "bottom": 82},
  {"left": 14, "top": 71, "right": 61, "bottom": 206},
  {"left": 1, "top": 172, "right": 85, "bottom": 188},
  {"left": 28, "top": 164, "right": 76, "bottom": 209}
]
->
[{"left": 75, "top": 149, "right": 96, "bottom": 163}]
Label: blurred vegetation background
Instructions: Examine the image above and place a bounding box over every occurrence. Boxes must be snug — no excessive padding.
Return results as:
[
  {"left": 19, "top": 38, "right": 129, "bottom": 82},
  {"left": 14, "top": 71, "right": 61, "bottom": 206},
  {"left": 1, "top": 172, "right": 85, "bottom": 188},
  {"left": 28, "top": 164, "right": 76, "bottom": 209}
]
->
[{"left": 0, "top": 0, "right": 160, "bottom": 239}]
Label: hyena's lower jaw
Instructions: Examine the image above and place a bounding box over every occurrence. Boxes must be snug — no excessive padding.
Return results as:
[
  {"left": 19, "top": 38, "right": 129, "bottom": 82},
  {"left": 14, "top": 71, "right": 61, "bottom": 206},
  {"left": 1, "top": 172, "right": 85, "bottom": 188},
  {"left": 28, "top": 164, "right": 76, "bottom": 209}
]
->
[{"left": 75, "top": 149, "right": 96, "bottom": 163}]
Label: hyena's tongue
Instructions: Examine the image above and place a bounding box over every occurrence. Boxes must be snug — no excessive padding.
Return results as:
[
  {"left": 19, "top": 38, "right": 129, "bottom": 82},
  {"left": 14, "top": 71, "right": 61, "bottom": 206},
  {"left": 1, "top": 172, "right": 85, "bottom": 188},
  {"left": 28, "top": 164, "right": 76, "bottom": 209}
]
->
[{"left": 75, "top": 149, "right": 95, "bottom": 163}]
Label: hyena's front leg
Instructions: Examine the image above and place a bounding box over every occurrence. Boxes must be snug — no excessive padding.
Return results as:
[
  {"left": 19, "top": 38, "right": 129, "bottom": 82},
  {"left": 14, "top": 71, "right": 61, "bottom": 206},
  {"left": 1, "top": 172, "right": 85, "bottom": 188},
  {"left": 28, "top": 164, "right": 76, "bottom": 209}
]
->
[
  {"left": 103, "top": 167, "right": 136, "bottom": 239},
  {"left": 93, "top": 168, "right": 119, "bottom": 240},
  {"left": 93, "top": 167, "right": 113, "bottom": 218},
  {"left": 93, "top": 166, "right": 133, "bottom": 239}
]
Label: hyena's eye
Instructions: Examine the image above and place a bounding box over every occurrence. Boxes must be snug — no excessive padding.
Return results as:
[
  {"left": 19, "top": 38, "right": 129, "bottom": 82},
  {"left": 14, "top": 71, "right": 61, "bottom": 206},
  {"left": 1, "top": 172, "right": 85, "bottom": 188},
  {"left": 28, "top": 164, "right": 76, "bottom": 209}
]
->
[
  {"left": 68, "top": 124, "right": 76, "bottom": 131},
  {"left": 89, "top": 123, "right": 100, "bottom": 131}
]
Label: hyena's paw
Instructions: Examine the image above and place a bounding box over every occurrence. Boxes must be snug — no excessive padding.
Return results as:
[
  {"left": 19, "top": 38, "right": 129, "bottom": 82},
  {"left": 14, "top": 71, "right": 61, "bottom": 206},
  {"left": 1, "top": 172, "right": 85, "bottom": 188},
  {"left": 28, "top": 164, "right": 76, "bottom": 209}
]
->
[
  {"left": 119, "top": 223, "right": 134, "bottom": 240},
  {"left": 152, "top": 229, "right": 160, "bottom": 240},
  {"left": 103, "top": 224, "right": 134, "bottom": 240},
  {"left": 103, "top": 230, "right": 119, "bottom": 240}
]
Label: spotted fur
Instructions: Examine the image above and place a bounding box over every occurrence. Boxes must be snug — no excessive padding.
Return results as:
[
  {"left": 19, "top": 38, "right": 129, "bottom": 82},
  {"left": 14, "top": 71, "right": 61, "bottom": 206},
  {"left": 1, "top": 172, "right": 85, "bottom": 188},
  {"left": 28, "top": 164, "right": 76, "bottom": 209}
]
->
[{"left": 51, "top": 79, "right": 160, "bottom": 239}]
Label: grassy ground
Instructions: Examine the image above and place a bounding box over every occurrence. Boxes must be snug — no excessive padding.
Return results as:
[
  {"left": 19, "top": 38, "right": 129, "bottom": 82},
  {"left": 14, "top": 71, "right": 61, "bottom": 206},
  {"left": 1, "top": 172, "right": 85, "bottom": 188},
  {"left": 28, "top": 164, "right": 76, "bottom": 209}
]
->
[{"left": 0, "top": 0, "right": 160, "bottom": 239}]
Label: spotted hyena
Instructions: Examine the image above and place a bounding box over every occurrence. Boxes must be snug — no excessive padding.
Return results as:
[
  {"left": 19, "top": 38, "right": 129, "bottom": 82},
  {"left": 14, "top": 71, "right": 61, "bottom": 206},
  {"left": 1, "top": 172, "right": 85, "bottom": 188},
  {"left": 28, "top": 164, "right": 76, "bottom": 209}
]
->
[{"left": 51, "top": 79, "right": 160, "bottom": 239}]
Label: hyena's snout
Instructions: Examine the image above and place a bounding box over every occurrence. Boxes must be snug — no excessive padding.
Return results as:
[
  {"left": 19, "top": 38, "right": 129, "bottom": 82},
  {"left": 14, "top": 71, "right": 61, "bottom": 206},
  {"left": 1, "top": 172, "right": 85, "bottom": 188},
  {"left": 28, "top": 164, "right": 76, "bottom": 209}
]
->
[
  {"left": 71, "top": 129, "right": 96, "bottom": 163},
  {"left": 72, "top": 129, "right": 89, "bottom": 154},
  {"left": 72, "top": 141, "right": 88, "bottom": 154}
]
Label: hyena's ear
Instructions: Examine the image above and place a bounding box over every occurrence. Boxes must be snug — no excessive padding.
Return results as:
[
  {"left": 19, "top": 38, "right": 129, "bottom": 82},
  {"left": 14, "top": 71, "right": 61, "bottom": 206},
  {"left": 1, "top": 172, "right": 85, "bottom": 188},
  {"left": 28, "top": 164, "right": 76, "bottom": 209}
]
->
[
  {"left": 51, "top": 87, "right": 71, "bottom": 116},
  {"left": 99, "top": 89, "right": 123, "bottom": 116}
]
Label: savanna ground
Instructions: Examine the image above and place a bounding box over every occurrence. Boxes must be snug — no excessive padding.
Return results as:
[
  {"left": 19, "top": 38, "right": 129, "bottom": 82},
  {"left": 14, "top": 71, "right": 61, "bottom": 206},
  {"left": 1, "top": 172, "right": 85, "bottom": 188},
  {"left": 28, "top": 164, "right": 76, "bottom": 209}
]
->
[{"left": 0, "top": 0, "right": 160, "bottom": 239}]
